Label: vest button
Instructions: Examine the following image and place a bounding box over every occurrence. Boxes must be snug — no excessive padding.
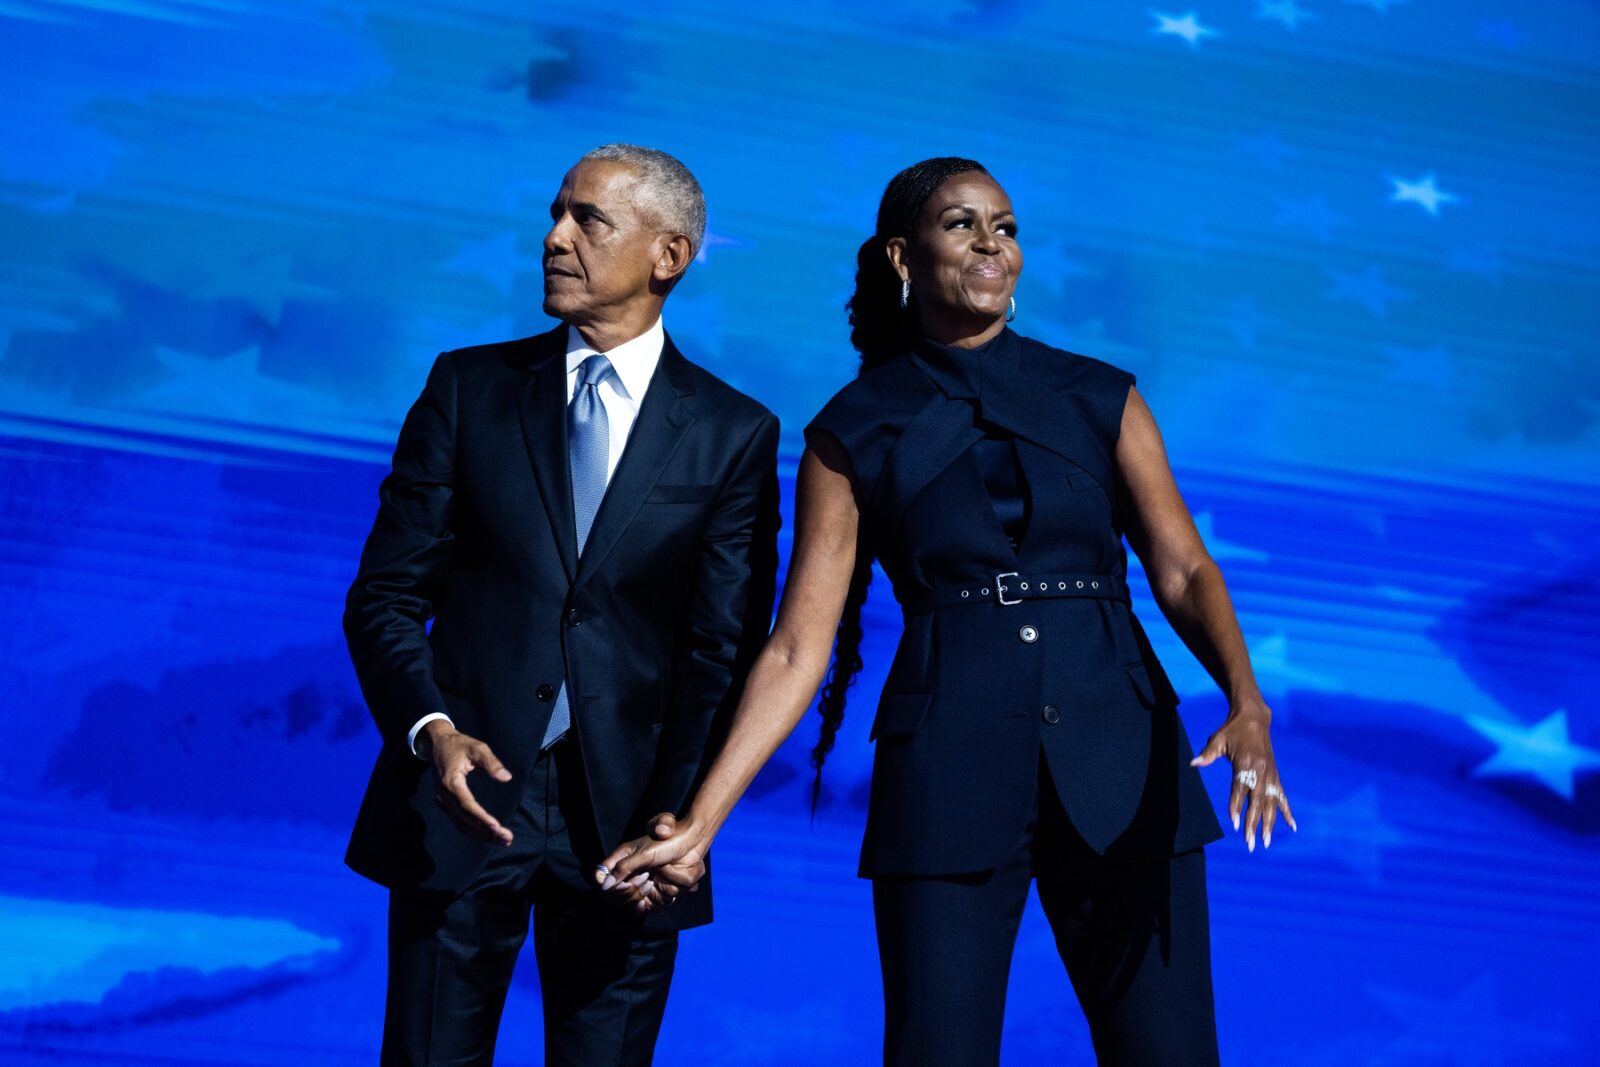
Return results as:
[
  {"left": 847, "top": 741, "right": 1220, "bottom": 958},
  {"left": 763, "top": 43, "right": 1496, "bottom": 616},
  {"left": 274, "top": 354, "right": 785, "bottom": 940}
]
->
[
  {"left": 536, "top": 684, "right": 555, "bottom": 702},
  {"left": 567, "top": 608, "right": 583, "bottom": 626},
  {"left": 1042, "top": 705, "right": 1060, "bottom": 725},
  {"left": 1019, "top": 625, "right": 1038, "bottom": 644}
]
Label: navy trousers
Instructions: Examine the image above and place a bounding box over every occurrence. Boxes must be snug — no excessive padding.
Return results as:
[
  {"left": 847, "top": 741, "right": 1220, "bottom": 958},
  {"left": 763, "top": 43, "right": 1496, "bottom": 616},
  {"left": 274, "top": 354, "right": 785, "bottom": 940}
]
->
[
  {"left": 382, "top": 739, "right": 678, "bottom": 1066},
  {"left": 873, "top": 754, "right": 1220, "bottom": 1066}
]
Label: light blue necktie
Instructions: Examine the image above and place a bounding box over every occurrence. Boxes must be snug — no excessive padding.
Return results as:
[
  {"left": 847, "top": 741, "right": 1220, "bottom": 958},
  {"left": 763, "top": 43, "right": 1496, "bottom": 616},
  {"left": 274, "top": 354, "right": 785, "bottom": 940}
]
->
[{"left": 541, "top": 353, "right": 615, "bottom": 749}]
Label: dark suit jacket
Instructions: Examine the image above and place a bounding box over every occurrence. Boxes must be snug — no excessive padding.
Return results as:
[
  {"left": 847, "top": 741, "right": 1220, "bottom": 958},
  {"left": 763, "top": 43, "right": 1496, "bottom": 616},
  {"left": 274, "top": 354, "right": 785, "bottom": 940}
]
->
[
  {"left": 343, "top": 324, "right": 780, "bottom": 931},
  {"left": 806, "top": 328, "right": 1223, "bottom": 877}
]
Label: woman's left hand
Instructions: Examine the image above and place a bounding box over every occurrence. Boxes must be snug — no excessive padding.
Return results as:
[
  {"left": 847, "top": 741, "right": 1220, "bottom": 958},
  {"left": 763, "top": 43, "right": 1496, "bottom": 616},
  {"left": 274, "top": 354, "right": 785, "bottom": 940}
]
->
[{"left": 1190, "top": 705, "right": 1297, "bottom": 852}]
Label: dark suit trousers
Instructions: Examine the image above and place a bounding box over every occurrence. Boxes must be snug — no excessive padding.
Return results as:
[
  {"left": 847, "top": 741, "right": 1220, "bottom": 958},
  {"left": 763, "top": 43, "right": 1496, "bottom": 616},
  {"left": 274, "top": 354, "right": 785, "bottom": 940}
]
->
[
  {"left": 873, "top": 754, "right": 1219, "bottom": 1066},
  {"left": 382, "top": 740, "right": 678, "bottom": 1066}
]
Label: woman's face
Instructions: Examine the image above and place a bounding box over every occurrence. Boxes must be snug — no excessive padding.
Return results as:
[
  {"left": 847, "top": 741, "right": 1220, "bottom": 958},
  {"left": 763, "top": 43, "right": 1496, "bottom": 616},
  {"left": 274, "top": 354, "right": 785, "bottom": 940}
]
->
[{"left": 891, "top": 172, "right": 1022, "bottom": 341}]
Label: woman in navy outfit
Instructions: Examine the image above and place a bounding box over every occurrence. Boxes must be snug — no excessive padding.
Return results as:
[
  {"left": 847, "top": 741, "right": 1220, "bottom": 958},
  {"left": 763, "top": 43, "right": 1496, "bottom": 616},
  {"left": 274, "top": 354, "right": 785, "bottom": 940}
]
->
[{"left": 602, "top": 157, "right": 1295, "bottom": 1065}]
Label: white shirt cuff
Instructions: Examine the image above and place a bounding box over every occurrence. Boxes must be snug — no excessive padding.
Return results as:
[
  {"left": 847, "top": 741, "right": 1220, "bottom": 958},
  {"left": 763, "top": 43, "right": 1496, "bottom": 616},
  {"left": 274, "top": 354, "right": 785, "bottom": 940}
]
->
[{"left": 407, "top": 712, "right": 453, "bottom": 758}]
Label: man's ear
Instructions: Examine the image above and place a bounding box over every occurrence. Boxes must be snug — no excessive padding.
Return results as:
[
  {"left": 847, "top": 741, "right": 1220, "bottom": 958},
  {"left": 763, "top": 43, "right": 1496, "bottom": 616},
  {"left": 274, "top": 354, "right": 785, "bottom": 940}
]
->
[
  {"left": 885, "top": 236, "right": 909, "bottom": 282},
  {"left": 653, "top": 233, "right": 695, "bottom": 286}
]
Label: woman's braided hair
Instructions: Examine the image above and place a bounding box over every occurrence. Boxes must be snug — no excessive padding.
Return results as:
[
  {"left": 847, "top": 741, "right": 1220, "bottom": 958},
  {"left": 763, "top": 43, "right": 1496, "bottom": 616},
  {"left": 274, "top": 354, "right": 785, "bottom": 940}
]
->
[{"left": 810, "top": 157, "right": 988, "bottom": 808}]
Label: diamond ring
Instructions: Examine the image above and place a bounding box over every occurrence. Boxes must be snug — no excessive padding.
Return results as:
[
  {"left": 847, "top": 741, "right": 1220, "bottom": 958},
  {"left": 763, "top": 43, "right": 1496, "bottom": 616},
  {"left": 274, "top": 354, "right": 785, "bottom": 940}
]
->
[{"left": 1236, "top": 769, "right": 1258, "bottom": 789}]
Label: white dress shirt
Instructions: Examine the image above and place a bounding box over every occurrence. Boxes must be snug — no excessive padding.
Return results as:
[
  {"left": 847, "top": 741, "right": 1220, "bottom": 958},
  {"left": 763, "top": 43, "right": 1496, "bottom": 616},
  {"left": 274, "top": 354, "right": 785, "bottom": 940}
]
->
[{"left": 407, "top": 319, "right": 665, "bottom": 757}]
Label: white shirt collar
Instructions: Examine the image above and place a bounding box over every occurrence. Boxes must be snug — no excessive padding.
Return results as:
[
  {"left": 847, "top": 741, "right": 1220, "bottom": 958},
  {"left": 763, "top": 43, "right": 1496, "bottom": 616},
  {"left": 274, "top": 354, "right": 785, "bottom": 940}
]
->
[{"left": 565, "top": 318, "right": 665, "bottom": 401}]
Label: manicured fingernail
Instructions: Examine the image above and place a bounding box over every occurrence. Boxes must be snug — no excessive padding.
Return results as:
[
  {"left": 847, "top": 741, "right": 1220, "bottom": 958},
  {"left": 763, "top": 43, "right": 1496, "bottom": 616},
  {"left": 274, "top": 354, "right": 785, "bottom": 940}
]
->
[
  {"left": 601, "top": 875, "right": 617, "bottom": 890},
  {"left": 1247, "top": 834, "right": 1256, "bottom": 853},
  {"left": 1232, "top": 813, "right": 1240, "bottom": 830},
  {"left": 635, "top": 900, "right": 648, "bottom": 912},
  {"left": 656, "top": 824, "right": 670, "bottom": 834},
  {"left": 1264, "top": 830, "right": 1272, "bottom": 849},
  {"left": 628, "top": 873, "right": 649, "bottom": 887}
]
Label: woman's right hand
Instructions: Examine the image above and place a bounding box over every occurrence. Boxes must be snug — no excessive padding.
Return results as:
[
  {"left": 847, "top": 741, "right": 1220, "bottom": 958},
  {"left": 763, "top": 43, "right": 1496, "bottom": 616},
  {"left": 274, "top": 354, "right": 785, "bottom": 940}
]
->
[{"left": 596, "top": 817, "right": 712, "bottom": 913}]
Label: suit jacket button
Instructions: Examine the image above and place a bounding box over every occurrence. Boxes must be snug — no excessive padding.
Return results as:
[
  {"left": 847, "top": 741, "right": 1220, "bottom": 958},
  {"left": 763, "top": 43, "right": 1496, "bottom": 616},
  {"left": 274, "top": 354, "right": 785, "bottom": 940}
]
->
[
  {"left": 1019, "top": 625, "right": 1038, "bottom": 644},
  {"left": 567, "top": 608, "right": 583, "bottom": 626},
  {"left": 536, "top": 684, "right": 555, "bottom": 702},
  {"left": 1042, "top": 704, "right": 1060, "bottom": 725}
]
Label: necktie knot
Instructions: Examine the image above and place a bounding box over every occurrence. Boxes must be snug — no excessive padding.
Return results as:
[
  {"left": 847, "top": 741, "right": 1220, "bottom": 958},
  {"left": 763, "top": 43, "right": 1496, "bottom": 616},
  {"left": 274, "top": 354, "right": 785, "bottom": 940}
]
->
[{"left": 576, "top": 353, "right": 615, "bottom": 391}]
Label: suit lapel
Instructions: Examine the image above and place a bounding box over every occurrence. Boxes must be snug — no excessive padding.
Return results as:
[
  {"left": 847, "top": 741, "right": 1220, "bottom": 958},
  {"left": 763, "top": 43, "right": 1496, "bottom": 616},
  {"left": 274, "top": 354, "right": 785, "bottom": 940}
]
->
[
  {"left": 515, "top": 328, "right": 578, "bottom": 584},
  {"left": 571, "top": 335, "right": 696, "bottom": 592}
]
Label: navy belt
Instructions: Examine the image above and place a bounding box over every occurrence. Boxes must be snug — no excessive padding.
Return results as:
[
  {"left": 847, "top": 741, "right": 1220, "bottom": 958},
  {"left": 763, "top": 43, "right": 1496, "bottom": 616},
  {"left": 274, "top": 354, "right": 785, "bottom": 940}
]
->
[{"left": 902, "top": 572, "right": 1130, "bottom": 614}]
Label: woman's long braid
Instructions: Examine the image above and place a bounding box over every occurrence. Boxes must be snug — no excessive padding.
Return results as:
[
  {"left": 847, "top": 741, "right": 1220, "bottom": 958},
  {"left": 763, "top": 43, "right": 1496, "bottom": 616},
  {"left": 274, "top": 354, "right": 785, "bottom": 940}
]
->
[
  {"left": 811, "top": 157, "right": 987, "bottom": 809},
  {"left": 810, "top": 546, "right": 874, "bottom": 812}
]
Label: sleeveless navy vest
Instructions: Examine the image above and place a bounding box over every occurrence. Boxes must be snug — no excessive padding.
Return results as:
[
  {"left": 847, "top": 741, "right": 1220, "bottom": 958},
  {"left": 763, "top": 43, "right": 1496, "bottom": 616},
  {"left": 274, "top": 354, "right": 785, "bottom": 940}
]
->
[{"left": 806, "top": 328, "right": 1222, "bottom": 875}]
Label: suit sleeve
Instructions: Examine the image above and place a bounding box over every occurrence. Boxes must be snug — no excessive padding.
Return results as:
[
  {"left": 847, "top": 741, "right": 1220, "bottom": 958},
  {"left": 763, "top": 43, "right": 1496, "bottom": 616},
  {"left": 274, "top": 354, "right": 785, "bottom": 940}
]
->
[
  {"left": 642, "top": 411, "right": 782, "bottom": 819},
  {"left": 342, "top": 352, "right": 459, "bottom": 753}
]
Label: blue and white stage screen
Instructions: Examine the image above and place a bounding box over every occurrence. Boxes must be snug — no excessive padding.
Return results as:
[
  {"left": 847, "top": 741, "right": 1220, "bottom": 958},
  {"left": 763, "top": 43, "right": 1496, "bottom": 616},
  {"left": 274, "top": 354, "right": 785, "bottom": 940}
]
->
[{"left": 2, "top": 2, "right": 1596, "bottom": 1063}]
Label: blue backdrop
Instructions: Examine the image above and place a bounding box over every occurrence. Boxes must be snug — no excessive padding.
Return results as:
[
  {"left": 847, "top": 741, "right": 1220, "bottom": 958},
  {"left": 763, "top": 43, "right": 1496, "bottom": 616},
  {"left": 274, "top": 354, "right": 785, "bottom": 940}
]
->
[{"left": 2, "top": 2, "right": 1597, "bottom": 1063}]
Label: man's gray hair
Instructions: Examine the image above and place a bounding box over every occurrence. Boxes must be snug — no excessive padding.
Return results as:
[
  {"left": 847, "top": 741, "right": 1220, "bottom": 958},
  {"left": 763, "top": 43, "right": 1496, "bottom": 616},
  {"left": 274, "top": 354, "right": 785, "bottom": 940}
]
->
[{"left": 581, "top": 143, "right": 706, "bottom": 257}]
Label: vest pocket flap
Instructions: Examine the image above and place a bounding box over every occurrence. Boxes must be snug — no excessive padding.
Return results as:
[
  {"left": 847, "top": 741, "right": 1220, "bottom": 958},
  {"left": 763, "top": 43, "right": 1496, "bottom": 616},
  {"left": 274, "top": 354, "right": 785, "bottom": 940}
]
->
[
  {"left": 870, "top": 689, "right": 934, "bottom": 741},
  {"left": 1126, "top": 662, "right": 1157, "bottom": 708}
]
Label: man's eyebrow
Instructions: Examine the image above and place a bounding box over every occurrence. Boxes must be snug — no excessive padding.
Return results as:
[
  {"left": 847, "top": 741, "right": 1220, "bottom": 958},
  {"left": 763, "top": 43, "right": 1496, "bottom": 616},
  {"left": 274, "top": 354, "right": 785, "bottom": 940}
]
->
[{"left": 548, "top": 199, "right": 611, "bottom": 220}]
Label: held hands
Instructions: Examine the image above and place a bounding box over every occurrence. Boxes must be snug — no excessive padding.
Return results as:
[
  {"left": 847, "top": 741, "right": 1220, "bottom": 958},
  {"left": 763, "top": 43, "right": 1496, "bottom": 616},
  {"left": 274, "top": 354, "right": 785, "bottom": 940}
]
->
[
  {"left": 420, "top": 723, "right": 700, "bottom": 915},
  {"left": 1190, "top": 701, "right": 1298, "bottom": 853},
  {"left": 595, "top": 815, "right": 710, "bottom": 914}
]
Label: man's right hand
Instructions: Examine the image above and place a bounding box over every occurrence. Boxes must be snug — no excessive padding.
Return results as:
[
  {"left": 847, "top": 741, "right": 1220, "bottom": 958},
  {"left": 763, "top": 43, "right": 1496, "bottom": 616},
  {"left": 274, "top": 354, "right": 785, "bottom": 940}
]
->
[{"left": 419, "top": 720, "right": 515, "bottom": 846}]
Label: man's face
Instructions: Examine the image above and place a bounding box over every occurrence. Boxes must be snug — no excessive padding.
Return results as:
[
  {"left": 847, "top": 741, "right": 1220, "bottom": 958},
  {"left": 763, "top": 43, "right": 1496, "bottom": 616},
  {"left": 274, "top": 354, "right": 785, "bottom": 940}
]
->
[{"left": 541, "top": 160, "right": 664, "bottom": 325}]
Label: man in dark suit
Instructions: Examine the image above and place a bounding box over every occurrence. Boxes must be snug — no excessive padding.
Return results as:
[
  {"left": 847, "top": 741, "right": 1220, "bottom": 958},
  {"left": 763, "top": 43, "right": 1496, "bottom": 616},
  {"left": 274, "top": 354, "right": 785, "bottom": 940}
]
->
[{"left": 342, "top": 143, "right": 781, "bottom": 1066}]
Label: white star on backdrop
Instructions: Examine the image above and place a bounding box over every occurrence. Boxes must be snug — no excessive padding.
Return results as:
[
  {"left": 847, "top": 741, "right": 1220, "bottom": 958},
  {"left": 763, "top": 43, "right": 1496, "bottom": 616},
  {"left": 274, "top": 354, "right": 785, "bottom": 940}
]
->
[
  {"left": 1273, "top": 194, "right": 1348, "bottom": 242},
  {"left": 1297, "top": 784, "right": 1406, "bottom": 885},
  {"left": 1248, "top": 632, "right": 1342, "bottom": 700},
  {"left": 1465, "top": 710, "right": 1600, "bottom": 802},
  {"left": 1447, "top": 243, "right": 1503, "bottom": 284},
  {"left": 1016, "top": 240, "right": 1100, "bottom": 297},
  {"left": 1381, "top": 342, "right": 1455, "bottom": 388},
  {"left": 1151, "top": 10, "right": 1223, "bottom": 47},
  {"left": 1324, "top": 264, "right": 1412, "bottom": 318},
  {"left": 139, "top": 345, "right": 342, "bottom": 426},
  {"left": 1234, "top": 129, "right": 1300, "bottom": 172},
  {"left": 1367, "top": 974, "right": 1571, "bottom": 1065},
  {"left": 1179, "top": 631, "right": 1339, "bottom": 707},
  {"left": 444, "top": 230, "right": 541, "bottom": 297},
  {"left": 694, "top": 228, "right": 746, "bottom": 265},
  {"left": 1477, "top": 18, "right": 1526, "bottom": 50},
  {"left": 1389, "top": 173, "right": 1460, "bottom": 216},
  {"left": 1195, "top": 511, "right": 1270, "bottom": 562},
  {"left": 1253, "top": 0, "right": 1319, "bottom": 31},
  {"left": 1218, "top": 294, "right": 1283, "bottom": 350}
]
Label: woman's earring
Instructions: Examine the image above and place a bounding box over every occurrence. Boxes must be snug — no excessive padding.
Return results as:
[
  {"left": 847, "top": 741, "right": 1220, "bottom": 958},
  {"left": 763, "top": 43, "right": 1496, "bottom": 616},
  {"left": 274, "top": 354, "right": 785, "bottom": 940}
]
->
[
  {"left": 900, "top": 278, "right": 910, "bottom": 309},
  {"left": 1006, "top": 296, "right": 1016, "bottom": 322}
]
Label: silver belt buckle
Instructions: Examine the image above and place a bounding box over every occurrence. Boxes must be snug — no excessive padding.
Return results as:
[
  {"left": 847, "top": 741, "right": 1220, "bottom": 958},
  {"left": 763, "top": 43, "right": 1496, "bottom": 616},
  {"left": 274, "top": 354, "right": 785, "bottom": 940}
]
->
[{"left": 995, "top": 571, "right": 1021, "bottom": 606}]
